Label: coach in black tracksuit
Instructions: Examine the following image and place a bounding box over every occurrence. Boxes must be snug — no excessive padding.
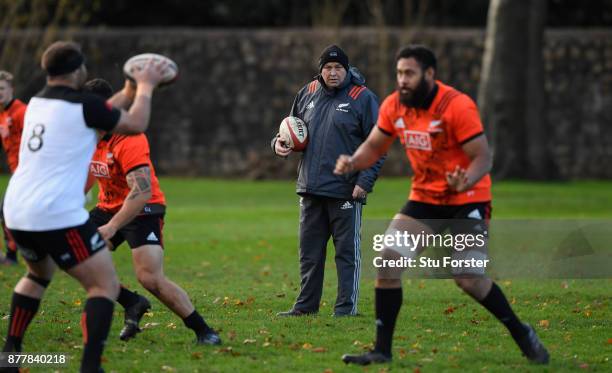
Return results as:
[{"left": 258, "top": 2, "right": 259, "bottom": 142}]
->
[{"left": 272, "top": 45, "right": 384, "bottom": 316}]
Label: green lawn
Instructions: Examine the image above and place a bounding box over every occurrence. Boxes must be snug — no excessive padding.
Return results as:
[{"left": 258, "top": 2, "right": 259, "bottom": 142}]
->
[{"left": 0, "top": 178, "right": 610, "bottom": 372}]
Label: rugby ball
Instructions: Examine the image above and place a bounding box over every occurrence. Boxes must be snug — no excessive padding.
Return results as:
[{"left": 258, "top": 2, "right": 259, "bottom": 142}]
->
[
  {"left": 123, "top": 53, "right": 178, "bottom": 86},
  {"left": 279, "top": 116, "right": 308, "bottom": 151}
]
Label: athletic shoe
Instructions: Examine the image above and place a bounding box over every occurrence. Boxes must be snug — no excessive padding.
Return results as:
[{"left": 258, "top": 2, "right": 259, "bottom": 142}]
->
[
  {"left": 119, "top": 294, "right": 151, "bottom": 341},
  {"left": 196, "top": 329, "right": 222, "bottom": 345},
  {"left": 516, "top": 323, "right": 550, "bottom": 364},
  {"left": 276, "top": 309, "right": 317, "bottom": 317},
  {"left": 0, "top": 256, "right": 17, "bottom": 266},
  {"left": 342, "top": 351, "right": 392, "bottom": 365}
]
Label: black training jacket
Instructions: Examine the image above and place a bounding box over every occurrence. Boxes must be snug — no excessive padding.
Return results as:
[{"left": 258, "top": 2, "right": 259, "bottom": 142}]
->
[{"left": 272, "top": 67, "right": 385, "bottom": 200}]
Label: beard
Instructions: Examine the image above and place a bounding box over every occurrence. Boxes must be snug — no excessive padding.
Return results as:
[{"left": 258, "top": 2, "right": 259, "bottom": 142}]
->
[{"left": 398, "top": 76, "right": 430, "bottom": 108}]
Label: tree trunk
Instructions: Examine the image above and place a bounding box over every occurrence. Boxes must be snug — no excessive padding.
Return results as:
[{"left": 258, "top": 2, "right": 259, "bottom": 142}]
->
[{"left": 478, "top": 0, "right": 557, "bottom": 179}]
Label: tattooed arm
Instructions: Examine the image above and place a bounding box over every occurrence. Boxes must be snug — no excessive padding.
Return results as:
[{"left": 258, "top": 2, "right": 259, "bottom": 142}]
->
[{"left": 97, "top": 166, "right": 152, "bottom": 242}]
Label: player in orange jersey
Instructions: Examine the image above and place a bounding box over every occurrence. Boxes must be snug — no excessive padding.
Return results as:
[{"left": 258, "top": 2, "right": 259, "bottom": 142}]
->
[
  {"left": 335, "top": 45, "right": 549, "bottom": 366},
  {"left": 84, "top": 79, "right": 220, "bottom": 346},
  {"left": 0, "top": 71, "right": 25, "bottom": 265}
]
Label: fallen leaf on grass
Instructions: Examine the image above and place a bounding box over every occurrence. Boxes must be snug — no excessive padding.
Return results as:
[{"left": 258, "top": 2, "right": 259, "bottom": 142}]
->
[
  {"left": 311, "top": 347, "right": 327, "bottom": 353},
  {"left": 191, "top": 352, "right": 203, "bottom": 360},
  {"left": 143, "top": 322, "right": 160, "bottom": 329},
  {"left": 398, "top": 348, "right": 407, "bottom": 359},
  {"left": 227, "top": 330, "right": 237, "bottom": 341},
  {"left": 579, "top": 363, "right": 589, "bottom": 369},
  {"left": 607, "top": 338, "right": 612, "bottom": 345},
  {"left": 302, "top": 343, "right": 313, "bottom": 350},
  {"left": 538, "top": 320, "right": 550, "bottom": 328},
  {"left": 561, "top": 281, "right": 569, "bottom": 289},
  {"left": 243, "top": 339, "right": 257, "bottom": 344},
  {"left": 161, "top": 365, "right": 176, "bottom": 372},
  {"left": 444, "top": 306, "right": 456, "bottom": 315},
  {"left": 216, "top": 347, "right": 240, "bottom": 356}
]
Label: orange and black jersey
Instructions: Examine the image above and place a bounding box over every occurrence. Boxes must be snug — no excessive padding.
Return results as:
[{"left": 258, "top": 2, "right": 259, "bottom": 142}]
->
[
  {"left": 89, "top": 133, "right": 165, "bottom": 213},
  {"left": 0, "top": 99, "right": 26, "bottom": 173},
  {"left": 378, "top": 81, "right": 491, "bottom": 205}
]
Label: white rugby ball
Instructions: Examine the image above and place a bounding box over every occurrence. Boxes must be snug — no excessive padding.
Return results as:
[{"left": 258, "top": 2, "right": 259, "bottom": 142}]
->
[
  {"left": 123, "top": 53, "right": 178, "bottom": 85},
  {"left": 279, "top": 116, "right": 308, "bottom": 152}
]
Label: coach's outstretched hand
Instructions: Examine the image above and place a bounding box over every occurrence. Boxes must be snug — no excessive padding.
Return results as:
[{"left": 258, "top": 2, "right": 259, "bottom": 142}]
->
[
  {"left": 334, "top": 154, "right": 354, "bottom": 175},
  {"left": 131, "top": 58, "right": 168, "bottom": 88}
]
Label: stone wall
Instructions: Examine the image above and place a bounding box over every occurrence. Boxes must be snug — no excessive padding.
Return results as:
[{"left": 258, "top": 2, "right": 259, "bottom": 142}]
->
[{"left": 1, "top": 27, "right": 611, "bottom": 178}]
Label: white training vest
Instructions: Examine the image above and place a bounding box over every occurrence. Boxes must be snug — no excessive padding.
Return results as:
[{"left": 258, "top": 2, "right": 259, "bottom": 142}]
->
[{"left": 4, "top": 85, "right": 119, "bottom": 231}]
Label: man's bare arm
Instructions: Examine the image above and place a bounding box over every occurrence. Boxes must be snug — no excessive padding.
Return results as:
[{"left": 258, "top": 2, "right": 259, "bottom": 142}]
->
[{"left": 97, "top": 166, "right": 152, "bottom": 241}]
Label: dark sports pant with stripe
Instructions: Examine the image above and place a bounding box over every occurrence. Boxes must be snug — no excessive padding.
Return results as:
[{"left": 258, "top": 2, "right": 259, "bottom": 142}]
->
[{"left": 293, "top": 195, "right": 362, "bottom": 315}]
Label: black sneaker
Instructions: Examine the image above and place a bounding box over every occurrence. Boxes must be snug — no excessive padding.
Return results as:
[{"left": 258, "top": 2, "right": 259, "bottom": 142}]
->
[
  {"left": 196, "top": 329, "right": 222, "bottom": 345},
  {"left": 342, "top": 351, "right": 392, "bottom": 365},
  {"left": 516, "top": 323, "right": 550, "bottom": 364},
  {"left": 119, "top": 294, "right": 151, "bottom": 341},
  {"left": 276, "top": 309, "right": 316, "bottom": 317},
  {"left": 0, "top": 256, "right": 17, "bottom": 266}
]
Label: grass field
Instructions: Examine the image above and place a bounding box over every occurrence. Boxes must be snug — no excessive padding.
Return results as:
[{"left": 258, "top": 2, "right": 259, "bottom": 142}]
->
[{"left": 0, "top": 177, "right": 610, "bottom": 372}]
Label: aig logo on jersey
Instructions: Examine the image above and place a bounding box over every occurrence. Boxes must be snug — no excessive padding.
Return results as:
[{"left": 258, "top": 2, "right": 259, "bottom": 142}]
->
[
  {"left": 403, "top": 130, "right": 432, "bottom": 151},
  {"left": 90, "top": 161, "right": 110, "bottom": 178}
]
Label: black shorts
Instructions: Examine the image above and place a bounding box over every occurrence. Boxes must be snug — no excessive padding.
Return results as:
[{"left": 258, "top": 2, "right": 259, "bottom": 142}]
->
[
  {"left": 399, "top": 200, "right": 492, "bottom": 235},
  {"left": 89, "top": 206, "right": 165, "bottom": 250},
  {"left": 398, "top": 200, "right": 492, "bottom": 276},
  {"left": 9, "top": 219, "right": 106, "bottom": 270}
]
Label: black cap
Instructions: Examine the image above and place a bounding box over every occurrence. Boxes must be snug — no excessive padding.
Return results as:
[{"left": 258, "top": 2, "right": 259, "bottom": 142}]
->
[{"left": 318, "top": 45, "right": 349, "bottom": 72}]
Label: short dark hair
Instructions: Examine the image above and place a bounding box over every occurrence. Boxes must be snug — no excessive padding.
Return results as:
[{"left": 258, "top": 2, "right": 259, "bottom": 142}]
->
[
  {"left": 84, "top": 78, "right": 113, "bottom": 99},
  {"left": 0, "top": 70, "right": 14, "bottom": 85},
  {"left": 41, "top": 41, "right": 85, "bottom": 77},
  {"left": 395, "top": 45, "right": 437, "bottom": 72}
]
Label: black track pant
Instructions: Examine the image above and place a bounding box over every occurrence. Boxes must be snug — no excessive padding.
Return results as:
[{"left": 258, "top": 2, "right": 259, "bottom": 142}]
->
[{"left": 293, "top": 195, "right": 363, "bottom": 315}]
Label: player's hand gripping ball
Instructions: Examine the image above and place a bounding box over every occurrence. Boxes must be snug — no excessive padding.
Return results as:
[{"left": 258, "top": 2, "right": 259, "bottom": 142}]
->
[
  {"left": 278, "top": 116, "right": 308, "bottom": 152},
  {"left": 123, "top": 53, "right": 178, "bottom": 86}
]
